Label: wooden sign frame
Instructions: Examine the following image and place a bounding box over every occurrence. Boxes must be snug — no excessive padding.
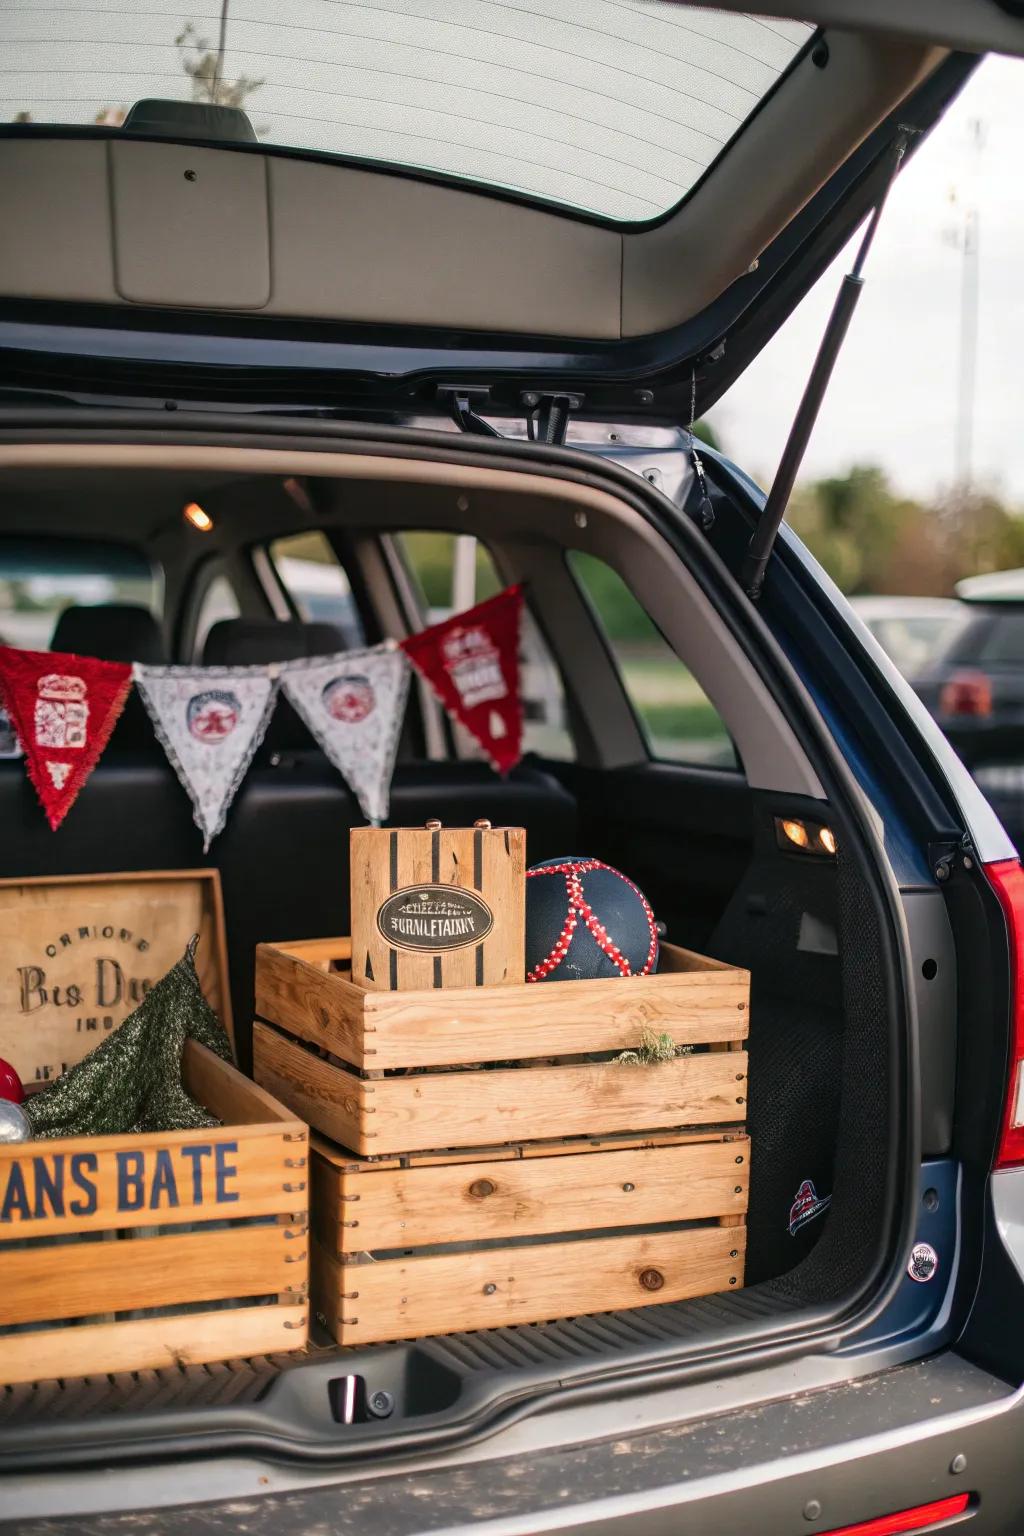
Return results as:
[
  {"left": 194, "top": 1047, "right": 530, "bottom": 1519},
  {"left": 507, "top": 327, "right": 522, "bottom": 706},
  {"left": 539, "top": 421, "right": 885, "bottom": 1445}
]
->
[{"left": 0, "top": 868, "right": 233, "bottom": 1087}]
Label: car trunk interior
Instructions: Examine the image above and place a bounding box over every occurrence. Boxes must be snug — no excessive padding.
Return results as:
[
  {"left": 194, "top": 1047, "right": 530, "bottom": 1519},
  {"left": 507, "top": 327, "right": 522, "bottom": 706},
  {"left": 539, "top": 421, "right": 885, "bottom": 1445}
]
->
[{"left": 0, "top": 430, "right": 904, "bottom": 1461}]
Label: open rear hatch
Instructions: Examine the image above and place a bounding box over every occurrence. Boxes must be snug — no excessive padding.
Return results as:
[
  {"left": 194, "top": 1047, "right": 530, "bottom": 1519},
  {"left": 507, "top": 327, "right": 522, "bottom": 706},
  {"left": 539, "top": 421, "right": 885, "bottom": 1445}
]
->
[
  {"left": 0, "top": 8, "right": 1002, "bottom": 421},
  {"left": 0, "top": 0, "right": 1011, "bottom": 1477}
]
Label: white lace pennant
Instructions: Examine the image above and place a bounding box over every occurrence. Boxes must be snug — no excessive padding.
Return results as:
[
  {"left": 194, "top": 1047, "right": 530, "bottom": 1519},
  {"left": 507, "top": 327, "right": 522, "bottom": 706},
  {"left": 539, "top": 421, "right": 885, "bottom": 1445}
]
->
[
  {"left": 132, "top": 663, "right": 279, "bottom": 851},
  {"left": 281, "top": 644, "right": 409, "bottom": 823}
]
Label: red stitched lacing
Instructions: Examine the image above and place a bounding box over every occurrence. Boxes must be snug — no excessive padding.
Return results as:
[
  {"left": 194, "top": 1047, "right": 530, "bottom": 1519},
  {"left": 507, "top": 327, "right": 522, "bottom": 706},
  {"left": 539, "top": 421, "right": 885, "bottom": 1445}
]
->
[{"left": 525, "top": 859, "right": 658, "bottom": 982}]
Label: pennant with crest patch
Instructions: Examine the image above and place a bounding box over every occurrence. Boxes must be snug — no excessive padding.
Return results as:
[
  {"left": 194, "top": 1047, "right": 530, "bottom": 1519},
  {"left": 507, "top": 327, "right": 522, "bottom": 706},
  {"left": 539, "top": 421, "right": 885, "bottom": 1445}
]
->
[
  {"left": 0, "top": 645, "right": 132, "bottom": 829},
  {"left": 133, "top": 663, "right": 279, "bottom": 851},
  {"left": 281, "top": 643, "right": 409, "bottom": 823},
  {"left": 400, "top": 584, "right": 524, "bottom": 775}
]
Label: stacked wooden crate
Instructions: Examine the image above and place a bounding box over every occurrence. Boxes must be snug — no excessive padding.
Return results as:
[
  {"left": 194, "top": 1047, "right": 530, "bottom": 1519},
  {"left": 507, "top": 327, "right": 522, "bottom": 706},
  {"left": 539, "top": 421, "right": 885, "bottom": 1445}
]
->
[
  {"left": 253, "top": 933, "right": 750, "bottom": 1346},
  {"left": 0, "top": 871, "right": 309, "bottom": 1387}
]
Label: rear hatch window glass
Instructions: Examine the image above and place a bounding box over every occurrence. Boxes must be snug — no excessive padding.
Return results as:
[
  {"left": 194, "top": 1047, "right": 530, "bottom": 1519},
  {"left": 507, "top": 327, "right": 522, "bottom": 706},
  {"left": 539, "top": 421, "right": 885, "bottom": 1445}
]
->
[{"left": 3, "top": 3, "right": 812, "bottom": 221}]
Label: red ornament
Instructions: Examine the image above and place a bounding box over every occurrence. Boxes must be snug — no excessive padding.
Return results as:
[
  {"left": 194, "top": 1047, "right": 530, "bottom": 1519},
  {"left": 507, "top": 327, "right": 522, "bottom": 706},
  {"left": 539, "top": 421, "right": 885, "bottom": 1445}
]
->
[
  {"left": 0, "top": 645, "right": 132, "bottom": 829},
  {"left": 0, "top": 1056, "right": 24, "bottom": 1104},
  {"left": 401, "top": 585, "right": 524, "bottom": 775}
]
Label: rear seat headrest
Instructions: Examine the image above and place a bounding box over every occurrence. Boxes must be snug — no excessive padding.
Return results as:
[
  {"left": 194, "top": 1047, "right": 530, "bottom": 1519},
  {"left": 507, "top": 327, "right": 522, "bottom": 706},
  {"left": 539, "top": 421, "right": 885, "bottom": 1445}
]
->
[
  {"left": 50, "top": 603, "right": 166, "bottom": 665},
  {"left": 202, "top": 619, "right": 347, "bottom": 667}
]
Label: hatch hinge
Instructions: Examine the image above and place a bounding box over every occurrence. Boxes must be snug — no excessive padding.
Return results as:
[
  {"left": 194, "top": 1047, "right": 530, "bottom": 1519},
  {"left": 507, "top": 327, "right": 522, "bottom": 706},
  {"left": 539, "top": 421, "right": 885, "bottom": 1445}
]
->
[
  {"left": 522, "top": 391, "right": 583, "bottom": 446},
  {"left": 439, "top": 387, "right": 505, "bottom": 438},
  {"left": 740, "top": 128, "right": 918, "bottom": 600}
]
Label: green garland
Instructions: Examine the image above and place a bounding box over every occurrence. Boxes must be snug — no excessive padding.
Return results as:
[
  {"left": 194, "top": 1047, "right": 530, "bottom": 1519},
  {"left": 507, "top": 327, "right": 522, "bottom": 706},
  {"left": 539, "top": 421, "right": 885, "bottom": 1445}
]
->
[{"left": 26, "top": 936, "right": 233, "bottom": 1139}]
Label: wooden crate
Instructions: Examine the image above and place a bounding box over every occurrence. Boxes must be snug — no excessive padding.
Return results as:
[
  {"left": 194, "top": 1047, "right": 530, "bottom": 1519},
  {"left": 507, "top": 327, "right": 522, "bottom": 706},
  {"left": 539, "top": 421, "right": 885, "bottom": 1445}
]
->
[
  {"left": 0, "top": 869, "right": 232, "bottom": 1085},
  {"left": 0, "top": 872, "right": 308, "bottom": 1387},
  {"left": 254, "top": 937, "right": 749, "bottom": 1156},
  {"left": 311, "top": 1129, "right": 749, "bottom": 1346},
  {"left": 350, "top": 822, "right": 526, "bottom": 991}
]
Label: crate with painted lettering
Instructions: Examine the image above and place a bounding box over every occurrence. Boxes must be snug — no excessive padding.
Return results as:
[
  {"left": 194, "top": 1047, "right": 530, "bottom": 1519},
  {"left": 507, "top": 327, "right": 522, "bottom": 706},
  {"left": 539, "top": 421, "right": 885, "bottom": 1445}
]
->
[
  {"left": 0, "top": 871, "right": 309, "bottom": 1388},
  {"left": 252, "top": 935, "right": 750, "bottom": 1155}
]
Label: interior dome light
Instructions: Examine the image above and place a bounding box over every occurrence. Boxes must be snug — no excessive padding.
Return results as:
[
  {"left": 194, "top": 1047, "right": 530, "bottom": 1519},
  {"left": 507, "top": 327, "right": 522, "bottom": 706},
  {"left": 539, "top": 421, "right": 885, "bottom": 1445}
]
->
[
  {"left": 780, "top": 818, "right": 810, "bottom": 849},
  {"left": 183, "top": 502, "right": 214, "bottom": 532}
]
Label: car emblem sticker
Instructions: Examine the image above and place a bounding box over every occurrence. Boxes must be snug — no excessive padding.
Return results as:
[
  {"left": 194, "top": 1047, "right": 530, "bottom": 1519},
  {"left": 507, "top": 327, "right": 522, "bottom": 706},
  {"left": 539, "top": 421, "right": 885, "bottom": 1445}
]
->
[
  {"left": 907, "top": 1242, "right": 939, "bottom": 1283},
  {"left": 788, "top": 1178, "right": 832, "bottom": 1236}
]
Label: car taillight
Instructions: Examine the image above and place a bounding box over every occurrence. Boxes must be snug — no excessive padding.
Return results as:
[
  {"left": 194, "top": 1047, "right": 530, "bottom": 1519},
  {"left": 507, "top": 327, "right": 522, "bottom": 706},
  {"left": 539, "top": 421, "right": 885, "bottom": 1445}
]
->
[
  {"left": 820, "top": 1493, "right": 970, "bottom": 1535},
  {"left": 939, "top": 669, "right": 992, "bottom": 717},
  {"left": 985, "top": 858, "right": 1024, "bottom": 1168}
]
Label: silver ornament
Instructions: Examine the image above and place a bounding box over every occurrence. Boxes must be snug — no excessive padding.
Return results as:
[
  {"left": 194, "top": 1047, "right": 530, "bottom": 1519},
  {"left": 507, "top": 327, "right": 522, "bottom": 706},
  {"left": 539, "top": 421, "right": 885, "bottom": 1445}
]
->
[{"left": 0, "top": 1099, "right": 32, "bottom": 1143}]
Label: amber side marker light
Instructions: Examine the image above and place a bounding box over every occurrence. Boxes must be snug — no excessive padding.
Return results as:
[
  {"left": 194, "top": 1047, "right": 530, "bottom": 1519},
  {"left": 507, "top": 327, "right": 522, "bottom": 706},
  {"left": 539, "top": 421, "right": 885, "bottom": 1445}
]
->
[
  {"left": 183, "top": 501, "right": 214, "bottom": 532},
  {"left": 820, "top": 1491, "right": 970, "bottom": 1536},
  {"left": 776, "top": 817, "right": 837, "bottom": 857}
]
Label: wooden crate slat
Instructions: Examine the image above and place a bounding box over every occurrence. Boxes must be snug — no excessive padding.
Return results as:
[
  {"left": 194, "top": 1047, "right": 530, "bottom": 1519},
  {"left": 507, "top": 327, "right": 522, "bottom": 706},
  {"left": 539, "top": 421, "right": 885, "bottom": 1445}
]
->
[
  {"left": 0, "top": 1304, "right": 307, "bottom": 1388},
  {"left": 255, "top": 945, "right": 372, "bottom": 1071},
  {"left": 3, "top": 1219, "right": 305, "bottom": 1327},
  {"left": 0, "top": 1122, "right": 304, "bottom": 1241},
  {"left": 183, "top": 1039, "right": 305, "bottom": 1128},
  {"left": 256, "top": 939, "right": 747, "bottom": 1071},
  {"left": 314, "top": 1224, "right": 746, "bottom": 1346},
  {"left": 255, "top": 1025, "right": 747, "bottom": 1155},
  {"left": 253, "top": 1022, "right": 364, "bottom": 1150},
  {"left": 315, "top": 1136, "right": 750, "bottom": 1254}
]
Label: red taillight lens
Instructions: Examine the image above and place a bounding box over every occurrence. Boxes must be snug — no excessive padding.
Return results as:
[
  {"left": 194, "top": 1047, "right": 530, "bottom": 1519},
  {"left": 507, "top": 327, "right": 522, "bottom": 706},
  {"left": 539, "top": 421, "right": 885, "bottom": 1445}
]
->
[
  {"left": 985, "top": 858, "right": 1024, "bottom": 1168},
  {"left": 940, "top": 669, "right": 992, "bottom": 717},
  {"left": 821, "top": 1492, "right": 970, "bottom": 1535}
]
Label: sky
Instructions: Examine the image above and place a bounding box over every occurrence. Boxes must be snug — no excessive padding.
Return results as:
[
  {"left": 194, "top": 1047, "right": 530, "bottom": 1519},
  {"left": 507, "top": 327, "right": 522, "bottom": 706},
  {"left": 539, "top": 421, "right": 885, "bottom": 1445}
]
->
[{"left": 714, "top": 54, "right": 1024, "bottom": 503}]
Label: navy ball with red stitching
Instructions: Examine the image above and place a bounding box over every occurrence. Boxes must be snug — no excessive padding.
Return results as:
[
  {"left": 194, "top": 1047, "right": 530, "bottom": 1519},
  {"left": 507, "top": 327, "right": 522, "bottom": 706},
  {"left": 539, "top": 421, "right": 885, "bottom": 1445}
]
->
[{"left": 525, "top": 857, "right": 659, "bottom": 982}]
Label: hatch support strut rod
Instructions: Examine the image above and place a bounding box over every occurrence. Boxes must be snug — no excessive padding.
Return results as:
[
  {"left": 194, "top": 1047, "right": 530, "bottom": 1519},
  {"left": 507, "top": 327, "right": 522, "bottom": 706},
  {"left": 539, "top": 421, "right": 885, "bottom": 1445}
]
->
[{"left": 740, "top": 131, "right": 913, "bottom": 599}]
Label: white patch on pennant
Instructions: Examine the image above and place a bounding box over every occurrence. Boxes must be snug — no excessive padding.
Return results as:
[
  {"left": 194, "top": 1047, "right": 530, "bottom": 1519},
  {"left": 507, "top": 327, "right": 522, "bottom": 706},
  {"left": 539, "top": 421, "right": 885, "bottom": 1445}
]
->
[
  {"left": 45, "top": 760, "right": 71, "bottom": 789},
  {"left": 132, "top": 663, "right": 279, "bottom": 850},
  {"left": 281, "top": 646, "right": 409, "bottom": 823}
]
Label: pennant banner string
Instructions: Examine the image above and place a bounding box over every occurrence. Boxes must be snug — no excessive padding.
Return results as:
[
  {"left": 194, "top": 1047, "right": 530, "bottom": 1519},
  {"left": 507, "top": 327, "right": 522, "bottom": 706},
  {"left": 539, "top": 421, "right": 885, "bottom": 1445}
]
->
[{"left": 0, "top": 586, "right": 525, "bottom": 831}]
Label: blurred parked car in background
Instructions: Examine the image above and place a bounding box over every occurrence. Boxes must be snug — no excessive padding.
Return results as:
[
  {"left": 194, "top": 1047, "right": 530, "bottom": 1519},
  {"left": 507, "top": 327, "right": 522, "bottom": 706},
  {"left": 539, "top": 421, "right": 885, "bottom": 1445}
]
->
[
  {"left": 909, "top": 570, "right": 1024, "bottom": 851},
  {"left": 850, "top": 594, "right": 964, "bottom": 675}
]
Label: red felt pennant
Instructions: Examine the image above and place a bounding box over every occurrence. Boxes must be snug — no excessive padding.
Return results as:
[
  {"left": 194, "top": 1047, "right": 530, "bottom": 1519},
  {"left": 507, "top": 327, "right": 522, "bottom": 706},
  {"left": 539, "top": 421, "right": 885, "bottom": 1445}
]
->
[
  {"left": 0, "top": 646, "right": 132, "bottom": 829},
  {"left": 401, "top": 585, "right": 524, "bottom": 775}
]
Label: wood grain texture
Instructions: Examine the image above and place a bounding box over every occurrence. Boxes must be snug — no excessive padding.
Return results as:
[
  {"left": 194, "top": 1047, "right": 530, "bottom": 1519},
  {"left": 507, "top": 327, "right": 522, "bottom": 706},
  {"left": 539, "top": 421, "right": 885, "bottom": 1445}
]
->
[
  {"left": 256, "top": 939, "right": 749, "bottom": 1071},
  {"left": 182, "top": 1038, "right": 307, "bottom": 1129},
  {"left": 314, "top": 1136, "right": 750, "bottom": 1254},
  {"left": 0, "top": 869, "right": 233, "bottom": 1082},
  {"left": 255, "top": 1022, "right": 747, "bottom": 1155},
  {"left": 3, "top": 1220, "right": 305, "bottom": 1326},
  {"left": 0, "top": 1305, "right": 307, "bottom": 1388},
  {"left": 255, "top": 944, "right": 371, "bottom": 1068},
  {"left": 350, "top": 825, "right": 525, "bottom": 991},
  {"left": 253, "top": 1021, "right": 367, "bottom": 1151},
  {"left": 314, "top": 1223, "right": 746, "bottom": 1346}
]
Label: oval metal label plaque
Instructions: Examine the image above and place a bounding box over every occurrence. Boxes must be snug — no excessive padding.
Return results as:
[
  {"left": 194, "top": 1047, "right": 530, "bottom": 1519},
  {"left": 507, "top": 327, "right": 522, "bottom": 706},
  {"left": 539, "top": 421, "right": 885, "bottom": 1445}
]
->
[{"left": 377, "top": 885, "right": 493, "bottom": 952}]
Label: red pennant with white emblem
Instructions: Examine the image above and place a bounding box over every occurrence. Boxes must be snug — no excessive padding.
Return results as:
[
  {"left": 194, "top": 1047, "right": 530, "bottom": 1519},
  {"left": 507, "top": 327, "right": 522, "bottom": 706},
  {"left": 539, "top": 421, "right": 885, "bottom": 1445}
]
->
[
  {"left": 400, "top": 585, "right": 524, "bottom": 775},
  {"left": 0, "top": 646, "right": 132, "bottom": 829}
]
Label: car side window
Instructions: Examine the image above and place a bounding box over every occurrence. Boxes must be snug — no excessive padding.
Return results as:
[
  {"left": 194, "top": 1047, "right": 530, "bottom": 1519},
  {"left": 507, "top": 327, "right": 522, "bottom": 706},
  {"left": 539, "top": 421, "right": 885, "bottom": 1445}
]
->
[
  {"left": 568, "top": 551, "right": 738, "bottom": 770},
  {"left": 192, "top": 573, "right": 241, "bottom": 659},
  {"left": 267, "top": 532, "right": 366, "bottom": 648},
  {"left": 394, "top": 532, "right": 573, "bottom": 761}
]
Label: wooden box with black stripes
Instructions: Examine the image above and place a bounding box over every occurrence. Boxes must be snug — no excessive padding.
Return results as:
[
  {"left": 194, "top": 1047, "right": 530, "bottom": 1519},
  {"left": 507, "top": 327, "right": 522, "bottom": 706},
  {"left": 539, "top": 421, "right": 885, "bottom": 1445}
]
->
[
  {"left": 349, "top": 821, "right": 526, "bottom": 991},
  {"left": 252, "top": 936, "right": 750, "bottom": 1157}
]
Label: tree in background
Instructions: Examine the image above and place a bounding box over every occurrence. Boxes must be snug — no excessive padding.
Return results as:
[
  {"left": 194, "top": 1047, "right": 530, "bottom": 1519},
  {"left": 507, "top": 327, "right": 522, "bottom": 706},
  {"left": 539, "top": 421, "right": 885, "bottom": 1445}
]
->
[
  {"left": 788, "top": 464, "right": 1024, "bottom": 595},
  {"left": 176, "top": 22, "right": 263, "bottom": 112}
]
